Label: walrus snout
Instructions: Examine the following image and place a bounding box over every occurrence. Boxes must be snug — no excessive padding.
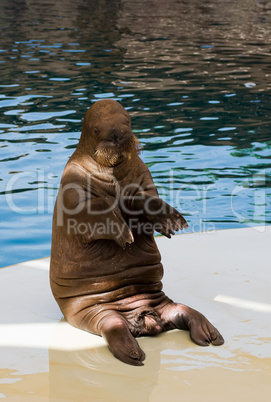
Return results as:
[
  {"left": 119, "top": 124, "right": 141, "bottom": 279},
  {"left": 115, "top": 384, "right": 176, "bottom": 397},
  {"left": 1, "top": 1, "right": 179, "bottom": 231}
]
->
[
  {"left": 94, "top": 125, "right": 141, "bottom": 167},
  {"left": 106, "top": 128, "right": 134, "bottom": 148}
]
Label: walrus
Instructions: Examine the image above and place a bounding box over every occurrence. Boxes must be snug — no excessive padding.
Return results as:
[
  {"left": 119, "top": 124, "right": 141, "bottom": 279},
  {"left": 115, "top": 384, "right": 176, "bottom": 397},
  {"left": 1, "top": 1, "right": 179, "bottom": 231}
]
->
[{"left": 50, "top": 99, "right": 224, "bottom": 366}]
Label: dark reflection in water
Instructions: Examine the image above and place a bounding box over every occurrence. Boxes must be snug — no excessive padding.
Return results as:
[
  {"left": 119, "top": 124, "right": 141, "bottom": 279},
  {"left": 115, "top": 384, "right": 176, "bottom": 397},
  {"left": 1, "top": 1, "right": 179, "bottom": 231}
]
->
[{"left": 0, "top": 0, "right": 270, "bottom": 267}]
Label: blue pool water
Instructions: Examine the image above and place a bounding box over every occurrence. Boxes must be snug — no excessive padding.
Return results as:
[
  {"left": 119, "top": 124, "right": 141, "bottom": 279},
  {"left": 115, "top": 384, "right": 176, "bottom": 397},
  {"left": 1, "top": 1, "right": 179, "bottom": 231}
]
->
[{"left": 0, "top": 0, "right": 271, "bottom": 267}]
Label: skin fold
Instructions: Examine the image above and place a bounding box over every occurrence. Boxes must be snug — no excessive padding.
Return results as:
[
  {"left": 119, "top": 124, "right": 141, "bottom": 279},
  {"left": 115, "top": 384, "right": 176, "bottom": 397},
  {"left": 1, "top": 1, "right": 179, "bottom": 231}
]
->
[{"left": 50, "top": 99, "right": 224, "bottom": 366}]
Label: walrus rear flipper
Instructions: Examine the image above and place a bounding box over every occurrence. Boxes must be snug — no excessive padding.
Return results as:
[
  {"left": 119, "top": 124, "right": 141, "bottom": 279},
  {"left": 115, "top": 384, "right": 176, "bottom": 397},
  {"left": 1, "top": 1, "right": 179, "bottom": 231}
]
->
[{"left": 99, "top": 312, "right": 145, "bottom": 366}]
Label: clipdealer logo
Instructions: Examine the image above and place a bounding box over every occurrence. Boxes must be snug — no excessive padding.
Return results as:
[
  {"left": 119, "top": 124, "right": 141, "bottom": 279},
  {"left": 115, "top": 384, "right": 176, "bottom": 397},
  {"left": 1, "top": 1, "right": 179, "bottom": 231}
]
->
[{"left": 4, "top": 169, "right": 267, "bottom": 233}]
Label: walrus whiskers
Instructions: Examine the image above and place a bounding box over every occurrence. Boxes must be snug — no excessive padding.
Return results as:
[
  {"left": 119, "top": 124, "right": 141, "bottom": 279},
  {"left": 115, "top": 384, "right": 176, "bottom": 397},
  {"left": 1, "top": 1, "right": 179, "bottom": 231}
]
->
[
  {"left": 94, "top": 135, "right": 141, "bottom": 167},
  {"left": 94, "top": 147, "right": 119, "bottom": 167}
]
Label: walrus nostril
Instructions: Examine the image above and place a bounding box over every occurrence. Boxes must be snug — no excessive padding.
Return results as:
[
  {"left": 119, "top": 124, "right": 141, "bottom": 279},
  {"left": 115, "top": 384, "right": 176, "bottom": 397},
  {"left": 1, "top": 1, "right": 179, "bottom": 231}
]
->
[
  {"left": 111, "top": 131, "right": 123, "bottom": 144},
  {"left": 118, "top": 136, "right": 127, "bottom": 145},
  {"left": 111, "top": 134, "right": 128, "bottom": 147}
]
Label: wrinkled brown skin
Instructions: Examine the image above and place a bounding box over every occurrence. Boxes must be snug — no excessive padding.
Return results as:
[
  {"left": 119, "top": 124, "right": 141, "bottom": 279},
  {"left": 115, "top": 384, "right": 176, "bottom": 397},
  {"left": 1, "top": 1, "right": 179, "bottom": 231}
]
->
[{"left": 50, "top": 99, "right": 224, "bottom": 366}]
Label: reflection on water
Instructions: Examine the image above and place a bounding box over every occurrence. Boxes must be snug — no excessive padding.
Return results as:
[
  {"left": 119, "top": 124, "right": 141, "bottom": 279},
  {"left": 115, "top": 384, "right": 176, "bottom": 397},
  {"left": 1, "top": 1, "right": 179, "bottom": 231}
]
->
[
  {"left": 0, "top": 0, "right": 271, "bottom": 267},
  {"left": 48, "top": 325, "right": 265, "bottom": 402},
  {"left": 48, "top": 328, "right": 271, "bottom": 401}
]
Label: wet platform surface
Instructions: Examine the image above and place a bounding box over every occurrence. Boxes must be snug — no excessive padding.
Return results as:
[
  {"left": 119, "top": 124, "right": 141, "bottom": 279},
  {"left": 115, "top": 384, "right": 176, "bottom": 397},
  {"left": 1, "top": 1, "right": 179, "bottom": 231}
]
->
[{"left": 0, "top": 226, "right": 270, "bottom": 401}]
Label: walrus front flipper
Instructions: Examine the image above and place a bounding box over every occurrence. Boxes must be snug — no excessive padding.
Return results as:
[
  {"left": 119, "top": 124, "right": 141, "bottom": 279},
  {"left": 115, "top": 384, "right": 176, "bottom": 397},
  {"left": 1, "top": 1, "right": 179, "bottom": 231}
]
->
[
  {"left": 100, "top": 313, "right": 145, "bottom": 366},
  {"left": 75, "top": 197, "right": 134, "bottom": 248},
  {"left": 161, "top": 303, "right": 224, "bottom": 346},
  {"left": 131, "top": 193, "right": 188, "bottom": 238},
  {"left": 59, "top": 171, "right": 134, "bottom": 248}
]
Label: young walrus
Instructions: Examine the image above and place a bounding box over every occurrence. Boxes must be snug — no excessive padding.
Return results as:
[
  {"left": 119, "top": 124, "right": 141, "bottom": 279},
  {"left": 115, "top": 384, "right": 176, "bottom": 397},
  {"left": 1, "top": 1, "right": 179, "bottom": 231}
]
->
[{"left": 50, "top": 99, "right": 224, "bottom": 366}]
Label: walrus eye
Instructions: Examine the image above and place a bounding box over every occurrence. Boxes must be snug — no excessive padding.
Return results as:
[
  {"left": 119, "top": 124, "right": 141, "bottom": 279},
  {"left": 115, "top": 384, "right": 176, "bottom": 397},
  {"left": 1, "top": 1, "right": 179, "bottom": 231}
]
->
[{"left": 93, "top": 127, "right": 98, "bottom": 135}]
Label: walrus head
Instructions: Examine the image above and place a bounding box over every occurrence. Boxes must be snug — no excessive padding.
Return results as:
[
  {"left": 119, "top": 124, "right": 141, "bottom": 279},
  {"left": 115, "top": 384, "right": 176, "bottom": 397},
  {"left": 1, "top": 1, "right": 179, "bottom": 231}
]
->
[{"left": 78, "top": 99, "right": 141, "bottom": 167}]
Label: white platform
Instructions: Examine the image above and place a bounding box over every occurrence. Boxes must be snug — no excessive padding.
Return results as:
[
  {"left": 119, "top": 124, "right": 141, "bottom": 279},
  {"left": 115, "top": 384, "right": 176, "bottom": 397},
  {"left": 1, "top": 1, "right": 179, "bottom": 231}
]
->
[{"left": 0, "top": 226, "right": 271, "bottom": 401}]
